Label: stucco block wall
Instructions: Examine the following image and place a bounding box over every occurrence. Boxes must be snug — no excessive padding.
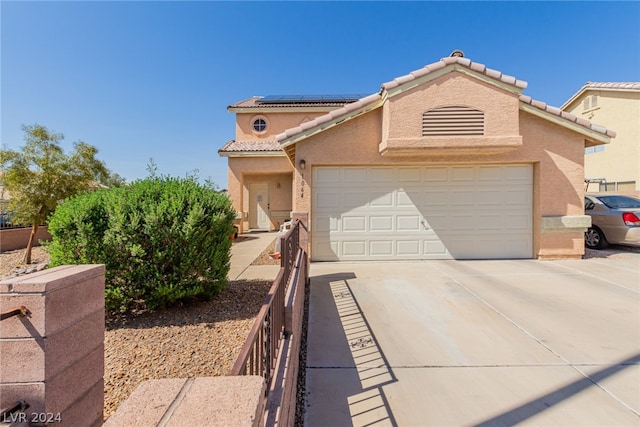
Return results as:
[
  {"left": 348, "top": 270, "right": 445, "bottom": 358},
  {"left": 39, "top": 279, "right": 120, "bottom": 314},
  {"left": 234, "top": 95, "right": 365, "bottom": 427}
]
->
[
  {"left": 0, "top": 265, "right": 105, "bottom": 426},
  {"left": 104, "top": 376, "right": 266, "bottom": 427},
  {"left": 0, "top": 226, "right": 52, "bottom": 253}
]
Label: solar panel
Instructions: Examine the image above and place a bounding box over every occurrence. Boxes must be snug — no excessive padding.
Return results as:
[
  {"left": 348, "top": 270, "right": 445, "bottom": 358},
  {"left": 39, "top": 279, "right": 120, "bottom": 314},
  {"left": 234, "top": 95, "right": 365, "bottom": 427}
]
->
[{"left": 258, "top": 94, "right": 369, "bottom": 104}]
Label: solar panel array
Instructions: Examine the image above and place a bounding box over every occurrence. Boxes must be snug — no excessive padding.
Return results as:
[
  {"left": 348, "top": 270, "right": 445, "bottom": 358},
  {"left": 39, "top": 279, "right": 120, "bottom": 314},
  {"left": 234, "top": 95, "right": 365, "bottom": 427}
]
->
[{"left": 258, "top": 94, "right": 368, "bottom": 104}]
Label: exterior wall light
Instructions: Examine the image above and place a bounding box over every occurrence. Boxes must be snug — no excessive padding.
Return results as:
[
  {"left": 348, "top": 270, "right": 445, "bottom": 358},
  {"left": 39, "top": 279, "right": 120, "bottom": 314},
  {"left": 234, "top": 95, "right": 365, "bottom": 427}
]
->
[{"left": 299, "top": 159, "right": 306, "bottom": 170}]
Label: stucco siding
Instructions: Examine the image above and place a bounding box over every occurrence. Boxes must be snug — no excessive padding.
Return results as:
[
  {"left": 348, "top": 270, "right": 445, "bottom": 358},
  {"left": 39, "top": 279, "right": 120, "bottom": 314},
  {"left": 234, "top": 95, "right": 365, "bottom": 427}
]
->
[
  {"left": 565, "top": 90, "right": 640, "bottom": 190},
  {"left": 236, "top": 111, "right": 333, "bottom": 141},
  {"left": 386, "top": 73, "right": 520, "bottom": 139}
]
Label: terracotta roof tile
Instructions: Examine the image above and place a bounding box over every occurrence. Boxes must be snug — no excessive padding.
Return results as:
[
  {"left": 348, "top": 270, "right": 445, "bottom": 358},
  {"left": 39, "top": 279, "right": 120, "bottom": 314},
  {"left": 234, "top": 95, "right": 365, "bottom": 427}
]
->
[
  {"left": 583, "top": 82, "right": 640, "bottom": 90},
  {"left": 381, "top": 56, "right": 528, "bottom": 91},
  {"left": 218, "top": 140, "right": 282, "bottom": 153},
  {"left": 519, "top": 95, "right": 616, "bottom": 138}
]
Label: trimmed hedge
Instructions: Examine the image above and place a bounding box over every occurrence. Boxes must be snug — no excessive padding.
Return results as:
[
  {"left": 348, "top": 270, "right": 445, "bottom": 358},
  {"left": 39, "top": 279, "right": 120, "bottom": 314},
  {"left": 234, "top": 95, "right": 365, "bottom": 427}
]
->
[{"left": 46, "top": 177, "right": 235, "bottom": 312}]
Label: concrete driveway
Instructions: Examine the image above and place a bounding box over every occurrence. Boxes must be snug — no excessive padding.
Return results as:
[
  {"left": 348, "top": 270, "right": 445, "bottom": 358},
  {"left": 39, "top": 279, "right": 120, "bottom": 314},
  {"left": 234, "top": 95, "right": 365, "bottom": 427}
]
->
[{"left": 305, "top": 254, "right": 640, "bottom": 426}]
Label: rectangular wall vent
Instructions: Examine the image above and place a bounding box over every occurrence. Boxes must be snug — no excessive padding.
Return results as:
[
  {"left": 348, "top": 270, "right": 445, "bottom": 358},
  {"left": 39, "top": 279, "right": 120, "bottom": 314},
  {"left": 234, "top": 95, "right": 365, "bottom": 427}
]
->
[{"left": 422, "top": 106, "right": 484, "bottom": 136}]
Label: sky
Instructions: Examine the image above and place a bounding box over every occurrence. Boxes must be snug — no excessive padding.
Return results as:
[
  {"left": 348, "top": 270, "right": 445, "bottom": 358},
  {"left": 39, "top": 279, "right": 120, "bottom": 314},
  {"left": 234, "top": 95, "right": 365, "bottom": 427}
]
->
[{"left": 2, "top": 1, "right": 639, "bottom": 189}]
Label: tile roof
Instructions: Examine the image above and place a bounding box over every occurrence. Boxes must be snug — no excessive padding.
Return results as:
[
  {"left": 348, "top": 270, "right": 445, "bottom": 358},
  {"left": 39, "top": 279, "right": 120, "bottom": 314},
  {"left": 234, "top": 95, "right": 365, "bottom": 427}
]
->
[
  {"left": 519, "top": 95, "right": 616, "bottom": 138},
  {"left": 582, "top": 82, "right": 640, "bottom": 90},
  {"left": 381, "top": 56, "right": 528, "bottom": 91},
  {"left": 228, "top": 96, "right": 362, "bottom": 109},
  {"left": 276, "top": 56, "right": 615, "bottom": 143},
  {"left": 218, "top": 140, "right": 283, "bottom": 153}
]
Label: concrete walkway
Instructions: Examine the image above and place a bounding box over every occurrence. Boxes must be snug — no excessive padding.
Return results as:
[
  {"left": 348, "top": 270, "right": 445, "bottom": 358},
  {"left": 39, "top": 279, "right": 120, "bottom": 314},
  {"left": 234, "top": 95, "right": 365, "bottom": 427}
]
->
[
  {"left": 228, "top": 231, "right": 281, "bottom": 281},
  {"left": 305, "top": 254, "right": 640, "bottom": 426}
]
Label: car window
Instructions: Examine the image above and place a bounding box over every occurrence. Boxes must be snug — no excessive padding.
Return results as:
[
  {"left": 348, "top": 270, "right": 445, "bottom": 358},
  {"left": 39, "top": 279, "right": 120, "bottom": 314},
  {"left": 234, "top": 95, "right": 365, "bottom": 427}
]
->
[
  {"left": 596, "top": 196, "right": 640, "bottom": 209},
  {"left": 584, "top": 198, "right": 595, "bottom": 210}
]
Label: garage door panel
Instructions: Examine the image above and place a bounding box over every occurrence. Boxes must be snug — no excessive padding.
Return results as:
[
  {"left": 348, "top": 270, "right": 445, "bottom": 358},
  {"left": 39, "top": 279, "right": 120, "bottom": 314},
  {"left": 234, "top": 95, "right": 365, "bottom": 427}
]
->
[
  {"left": 370, "top": 216, "right": 393, "bottom": 231},
  {"left": 315, "top": 167, "right": 341, "bottom": 184},
  {"left": 507, "top": 214, "right": 531, "bottom": 230},
  {"left": 370, "top": 191, "right": 394, "bottom": 207},
  {"left": 448, "top": 190, "right": 475, "bottom": 206},
  {"left": 315, "top": 191, "right": 340, "bottom": 209},
  {"left": 447, "top": 214, "right": 476, "bottom": 230},
  {"left": 397, "top": 216, "right": 421, "bottom": 231},
  {"left": 477, "top": 166, "right": 504, "bottom": 181},
  {"left": 423, "top": 214, "right": 448, "bottom": 230},
  {"left": 397, "top": 167, "right": 421, "bottom": 182},
  {"left": 503, "top": 165, "right": 532, "bottom": 182},
  {"left": 423, "top": 167, "right": 448, "bottom": 181},
  {"left": 451, "top": 167, "right": 475, "bottom": 182},
  {"left": 312, "top": 165, "right": 532, "bottom": 261},
  {"left": 475, "top": 189, "right": 505, "bottom": 205},
  {"left": 313, "top": 238, "right": 339, "bottom": 261},
  {"left": 343, "top": 241, "right": 367, "bottom": 257},
  {"left": 474, "top": 214, "right": 504, "bottom": 230},
  {"left": 370, "top": 241, "right": 393, "bottom": 256},
  {"left": 343, "top": 192, "right": 370, "bottom": 208},
  {"left": 396, "top": 240, "right": 421, "bottom": 256},
  {"left": 368, "top": 167, "right": 394, "bottom": 182},
  {"left": 342, "top": 167, "right": 368, "bottom": 183},
  {"left": 424, "top": 240, "right": 449, "bottom": 256},
  {"left": 397, "top": 190, "right": 418, "bottom": 207},
  {"left": 423, "top": 191, "right": 449, "bottom": 207},
  {"left": 343, "top": 216, "right": 367, "bottom": 232},
  {"left": 505, "top": 190, "right": 532, "bottom": 205}
]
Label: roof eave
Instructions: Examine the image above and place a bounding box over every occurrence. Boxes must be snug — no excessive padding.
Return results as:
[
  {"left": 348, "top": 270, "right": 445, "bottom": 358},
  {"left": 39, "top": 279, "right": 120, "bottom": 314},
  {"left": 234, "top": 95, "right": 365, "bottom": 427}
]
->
[
  {"left": 561, "top": 87, "right": 588, "bottom": 110},
  {"left": 519, "top": 103, "right": 611, "bottom": 145},
  {"left": 277, "top": 94, "right": 385, "bottom": 149},
  {"left": 228, "top": 106, "right": 341, "bottom": 113},
  {"left": 217, "top": 151, "right": 285, "bottom": 158}
]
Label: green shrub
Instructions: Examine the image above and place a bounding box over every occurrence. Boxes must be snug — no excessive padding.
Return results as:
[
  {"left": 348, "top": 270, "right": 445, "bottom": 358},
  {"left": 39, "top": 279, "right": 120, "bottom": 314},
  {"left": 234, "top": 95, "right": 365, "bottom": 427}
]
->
[{"left": 46, "top": 177, "right": 235, "bottom": 313}]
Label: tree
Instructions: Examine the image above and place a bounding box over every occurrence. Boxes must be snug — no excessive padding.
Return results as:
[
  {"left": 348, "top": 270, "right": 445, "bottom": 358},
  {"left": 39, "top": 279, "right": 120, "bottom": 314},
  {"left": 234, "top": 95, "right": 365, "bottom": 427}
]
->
[{"left": 0, "top": 124, "right": 110, "bottom": 263}]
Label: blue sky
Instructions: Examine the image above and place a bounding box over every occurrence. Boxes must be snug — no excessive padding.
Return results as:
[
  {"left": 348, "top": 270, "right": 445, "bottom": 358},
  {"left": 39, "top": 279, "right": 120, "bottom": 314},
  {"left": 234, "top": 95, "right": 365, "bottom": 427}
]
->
[{"left": 2, "top": 1, "right": 639, "bottom": 189}]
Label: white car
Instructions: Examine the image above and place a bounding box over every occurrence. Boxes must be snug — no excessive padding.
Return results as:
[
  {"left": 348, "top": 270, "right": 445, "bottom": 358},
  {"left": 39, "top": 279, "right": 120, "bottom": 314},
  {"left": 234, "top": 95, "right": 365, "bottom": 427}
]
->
[{"left": 584, "top": 194, "right": 640, "bottom": 249}]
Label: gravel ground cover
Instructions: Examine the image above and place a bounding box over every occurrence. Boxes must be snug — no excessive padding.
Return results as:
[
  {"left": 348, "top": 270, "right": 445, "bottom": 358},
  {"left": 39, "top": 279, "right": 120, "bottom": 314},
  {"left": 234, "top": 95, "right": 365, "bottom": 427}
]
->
[{"left": 251, "top": 238, "right": 280, "bottom": 266}]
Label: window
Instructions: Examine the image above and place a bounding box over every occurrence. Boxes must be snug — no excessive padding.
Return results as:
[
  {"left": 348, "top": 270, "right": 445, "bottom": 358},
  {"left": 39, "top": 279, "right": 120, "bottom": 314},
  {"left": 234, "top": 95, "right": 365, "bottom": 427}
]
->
[
  {"left": 582, "top": 95, "right": 599, "bottom": 112},
  {"left": 601, "top": 181, "right": 637, "bottom": 192},
  {"left": 252, "top": 118, "right": 267, "bottom": 133}
]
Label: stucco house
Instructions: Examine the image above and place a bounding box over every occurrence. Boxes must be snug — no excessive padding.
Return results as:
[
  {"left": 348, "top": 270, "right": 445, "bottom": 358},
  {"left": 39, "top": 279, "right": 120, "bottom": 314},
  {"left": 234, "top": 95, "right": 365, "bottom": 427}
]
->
[
  {"left": 219, "top": 51, "right": 615, "bottom": 261},
  {"left": 561, "top": 82, "right": 640, "bottom": 192}
]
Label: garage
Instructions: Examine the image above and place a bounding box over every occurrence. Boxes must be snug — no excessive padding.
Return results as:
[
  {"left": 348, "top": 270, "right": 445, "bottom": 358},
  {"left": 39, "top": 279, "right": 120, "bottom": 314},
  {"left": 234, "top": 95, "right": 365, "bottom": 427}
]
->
[{"left": 312, "top": 165, "right": 533, "bottom": 261}]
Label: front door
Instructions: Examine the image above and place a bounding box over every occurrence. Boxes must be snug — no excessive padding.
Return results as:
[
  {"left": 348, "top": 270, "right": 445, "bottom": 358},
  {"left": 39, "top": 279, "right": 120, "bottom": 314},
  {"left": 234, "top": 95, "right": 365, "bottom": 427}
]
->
[{"left": 249, "top": 183, "right": 270, "bottom": 230}]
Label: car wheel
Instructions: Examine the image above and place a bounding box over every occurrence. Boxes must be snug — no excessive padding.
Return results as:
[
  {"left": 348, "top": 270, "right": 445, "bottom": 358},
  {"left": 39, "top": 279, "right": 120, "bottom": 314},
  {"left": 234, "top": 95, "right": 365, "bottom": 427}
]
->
[{"left": 585, "top": 226, "right": 608, "bottom": 249}]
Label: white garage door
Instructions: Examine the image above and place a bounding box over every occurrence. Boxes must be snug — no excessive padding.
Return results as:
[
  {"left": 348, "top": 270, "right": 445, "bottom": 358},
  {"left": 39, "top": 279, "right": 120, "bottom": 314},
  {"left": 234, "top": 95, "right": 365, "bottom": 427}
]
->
[{"left": 312, "top": 165, "right": 532, "bottom": 261}]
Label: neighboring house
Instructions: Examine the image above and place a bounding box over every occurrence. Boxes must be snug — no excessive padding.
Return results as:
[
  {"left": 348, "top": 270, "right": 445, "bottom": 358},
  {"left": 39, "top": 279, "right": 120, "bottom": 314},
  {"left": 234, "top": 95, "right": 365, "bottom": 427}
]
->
[
  {"left": 561, "top": 82, "right": 640, "bottom": 192},
  {"left": 219, "top": 51, "right": 615, "bottom": 261}
]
